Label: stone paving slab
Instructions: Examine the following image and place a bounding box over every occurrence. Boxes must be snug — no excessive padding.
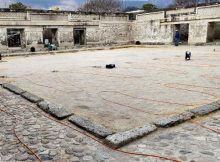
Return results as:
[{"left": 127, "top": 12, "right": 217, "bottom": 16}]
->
[
  {"left": 190, "top": 101, "right": 220, "bottom": 116},
  {"left": 105, "top": 124, "right": 157, "bottom": 148},
  {"left": 68, "top": 115, "right": 113, "bottom": 138},
  {"left": 38, "top": 101, "right": 73, "bottom": 120},
  {"left": 154, "top": 112, "right": 195, "bottom": 128},
  {"left": 1, "top": 83, "right": 72, "bottom": 120},
  {"left": 21, "top": 92, "right": 44, "bottom": 103},
  {"left": 2, "top": 83, "right": 26, "bottom": 95}
]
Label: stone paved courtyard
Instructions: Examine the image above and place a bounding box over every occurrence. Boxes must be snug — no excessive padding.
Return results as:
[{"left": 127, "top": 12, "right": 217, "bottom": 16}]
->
[
  {"left": 0, "top": 46, "right": 220, "bottom": 132},
  {"left": 0, "top": 86, "right": 220, "bottom": 162}
]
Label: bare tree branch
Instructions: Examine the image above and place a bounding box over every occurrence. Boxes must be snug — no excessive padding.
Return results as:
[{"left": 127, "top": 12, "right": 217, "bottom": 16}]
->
[
  {"left": 78, "top": 0, "right": 123, "bottom": 13},
  {"left": 174, "top": 0, "right": 220, "bottom": 8}
]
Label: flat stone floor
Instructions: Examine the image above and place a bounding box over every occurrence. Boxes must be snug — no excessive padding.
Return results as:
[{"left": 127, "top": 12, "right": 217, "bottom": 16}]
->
[
  {"left": 123, "top": 111, "right": 220, "bottom": 162},
  {"left": 1, "top": 87, "right": 220, "bottom": 162},
  {"left": 1, "top": 45, "right": 220, "bottom": 132}
]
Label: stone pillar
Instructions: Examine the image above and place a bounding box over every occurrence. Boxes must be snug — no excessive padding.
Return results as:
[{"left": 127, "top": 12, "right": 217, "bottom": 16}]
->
[
  {"left": 188, "top": 21, "right": 208, "bottom": 44},
  {"left": 0, "top": 27, "right": 8, "bottom": 49},
  {"left": 58, "top": 27, "right": 74, "bottom": 49},
  {"left": 25, "top": 27, "right": 44, "bottom": 51},
  {"left": 26, "top": 11, "right": 31, "bottom": 21}
]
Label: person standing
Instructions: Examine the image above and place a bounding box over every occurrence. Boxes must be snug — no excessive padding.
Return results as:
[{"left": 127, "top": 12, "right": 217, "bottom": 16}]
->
[{"left": 175, "top": 30, "right": 180, "bottom": 46}]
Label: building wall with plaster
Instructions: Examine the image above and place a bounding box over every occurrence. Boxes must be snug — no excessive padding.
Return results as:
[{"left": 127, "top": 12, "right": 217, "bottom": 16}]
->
[
  {"left": 0, "top": 4, "right": 220, "bottom": 52},
  {"left": 132, "top": 12, "right": 174, "bottom": 44},
  {"left": 0, "top": 11, "right": 130, "bottom": 52},
  {"left": 133, "top": 4, "right": 220, "bottom": 45}
]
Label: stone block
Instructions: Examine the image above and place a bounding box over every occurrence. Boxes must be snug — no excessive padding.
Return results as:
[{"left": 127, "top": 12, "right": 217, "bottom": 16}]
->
[
  {"left": 48, "top": 103, "right": 72, "bottom": 119},
  {"left": 154, "top": 112, "right": 195, "bottom": 128},
  {"left": 105, "top": 124, "right": 157, "bottom": 148},
  {"left": 2, "top": 83, "right": 26, "bottom": 95},
  {"left": 21, "top": 92, "right": 43, "bottom": 103},
  {"left": 38, "top": 101, "right": 72, "bottom": 120},
  {"left": 190, "top": 102, "right": 220, "bottom": 116},
  {"left": 68, "top": 115, "right": 113, "bottom": 138},
  {"left": 37, "top": 101, "right": 49, "bottom": 112}
]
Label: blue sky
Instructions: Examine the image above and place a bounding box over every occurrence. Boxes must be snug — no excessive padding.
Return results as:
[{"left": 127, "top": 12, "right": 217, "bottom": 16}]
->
[{"left": 0, "top": 0, "right": 172, "bottom": 10}]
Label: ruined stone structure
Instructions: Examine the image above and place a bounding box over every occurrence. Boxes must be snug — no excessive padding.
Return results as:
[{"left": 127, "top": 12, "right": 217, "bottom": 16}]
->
[
  {"left": 0, "top": 4, "right": 220, "bottom": 52},
  {"left": 133, "top": 4, "right": 220, "bottom": 45}
]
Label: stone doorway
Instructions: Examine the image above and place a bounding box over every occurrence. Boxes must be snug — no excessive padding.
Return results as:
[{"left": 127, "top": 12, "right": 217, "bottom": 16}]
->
[
  {"left": 174, "top": 24, "right": 189, "bottom": 44},
  {"left": 207, "top": 22, "right": 220, "bottom": 43},
  {"left": 43, "top": 28, "right": 58, "bottom": 46},
  {"left": 74, "top": 29, "right": 86, "bottom": 45},
  {"left": 7, "top": 28, "right": 25, "bottom": 48}
]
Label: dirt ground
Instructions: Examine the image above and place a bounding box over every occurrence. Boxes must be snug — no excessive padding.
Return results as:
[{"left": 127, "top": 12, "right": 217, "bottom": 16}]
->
[{"left": 1, "top": 45, "right": 220, "bottom": 132}]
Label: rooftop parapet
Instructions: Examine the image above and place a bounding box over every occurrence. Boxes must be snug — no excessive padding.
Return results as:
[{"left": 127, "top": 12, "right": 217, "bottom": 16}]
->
[
  {"left": 0, "top": 9, "right": 128, "bottom": 22},
  {"left": 0, "top": 12, "right": 27, "bottom": 20}
]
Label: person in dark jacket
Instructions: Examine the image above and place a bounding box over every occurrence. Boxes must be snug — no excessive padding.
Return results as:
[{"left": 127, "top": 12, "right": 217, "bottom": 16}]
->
[{"left": 175, "top": 30, "right": 180, "bottom": 46}]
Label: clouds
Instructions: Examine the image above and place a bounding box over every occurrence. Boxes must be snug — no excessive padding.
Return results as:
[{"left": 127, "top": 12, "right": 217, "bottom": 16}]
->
[
  {"left": 0, "top": 0, "right": 172, "bottom": 10},
  {"left": 49, "top": 0, "right": 80, "bottom": 11},
  {"left": 0, "top": 0, "right": 80, "bottom": 10},
  {"left": 0, "top": 0, "right": 16, "bottom": 8}
]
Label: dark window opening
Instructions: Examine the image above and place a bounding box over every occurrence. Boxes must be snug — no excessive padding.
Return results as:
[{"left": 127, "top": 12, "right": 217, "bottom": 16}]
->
[
  {"left": 128, "top": 14, "right": 136, "bottom": 20},
  {"left": 174, "top": 24, "right": 189, "bottom": 44},
  {"left": 7, "top": 29, "right": 25, "bottom": 48},
  {"left": 43, "top": 28, "right": 58, "bottom": 46},
  {"left": 74, "top": 29, "right": 86, "bottom": 45},
  {"left": 207, "top": 22, "right": 220, "bottom": 43}
]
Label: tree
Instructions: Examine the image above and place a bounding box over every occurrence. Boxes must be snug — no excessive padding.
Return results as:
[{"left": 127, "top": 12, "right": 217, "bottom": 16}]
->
[
  {"left": 173, "top": 0, "right": 220, "bottom": 8},
  {"left": 169, "top": 0, "right": 220, "bottom": 8},
  {"left": 142, "top": 3, "right": 158, "bottom": 12},
  {"left": 79, "top": 0, "right": 122, "bottom": 13},
  {"left": 9, "top": 2, "right": 28, "bottom": 11},
  {"left": 124, "top": 6, "right": 140, "bottom": 12}
]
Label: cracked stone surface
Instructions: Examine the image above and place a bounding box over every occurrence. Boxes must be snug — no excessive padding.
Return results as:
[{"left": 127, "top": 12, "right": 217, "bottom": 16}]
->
[
  {"left": 1, "top": 46, "right": 220, "bottom": 132},
  {"left": 0, "top": 88, "right": 220, "bottom": 162}
]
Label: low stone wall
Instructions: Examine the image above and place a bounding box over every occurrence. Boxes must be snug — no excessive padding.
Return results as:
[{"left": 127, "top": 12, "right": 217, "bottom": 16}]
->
[
  {"left": 197, "top": 5, "right": 220, "bottom": 18},
  {"left": 136, "top": 11, "right": 164, "bottom": 21},
  {"left": 0, "top": 12, "right": 27, "bottom": 20}
]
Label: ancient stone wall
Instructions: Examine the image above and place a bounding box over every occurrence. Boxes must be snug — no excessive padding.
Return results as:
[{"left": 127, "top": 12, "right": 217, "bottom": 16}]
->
[
  {"left": 0, "top": 12, "right": 27, "bottom": 20},
  {"left": 188, "top": 21, "right": 208, "bottom": 44},
  {"left": 58, "top": 27, "right": 74, "bottom": 49},
  {"left": 197, "top": 5, "right": 220, "bottom": 18},
  {"left": 30, "top": 13, "right": 68, "bottom": 21},
  {"left": 133, "top": 5, "right": 220, "bottom": 45},
  {"left": 99, "top": 22, "right": 132, "bottom": 44},
  {"left": 0, "top": 4, "right": 220, "bottom": 52},
  {"left": 136, "top": 12, "right": 164, "bottom": 21},
  {"left": 132, "top": 12, "right": 173, "bottom": 44},
  {"left": 86, "top": 26, "right": 100, "bottom": 45},
  {"left": 166, "top": 8, "right": 195, "bottom": 16},
  {"left": 0, "top": 11, "right": 130, "bottom": 52}
]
